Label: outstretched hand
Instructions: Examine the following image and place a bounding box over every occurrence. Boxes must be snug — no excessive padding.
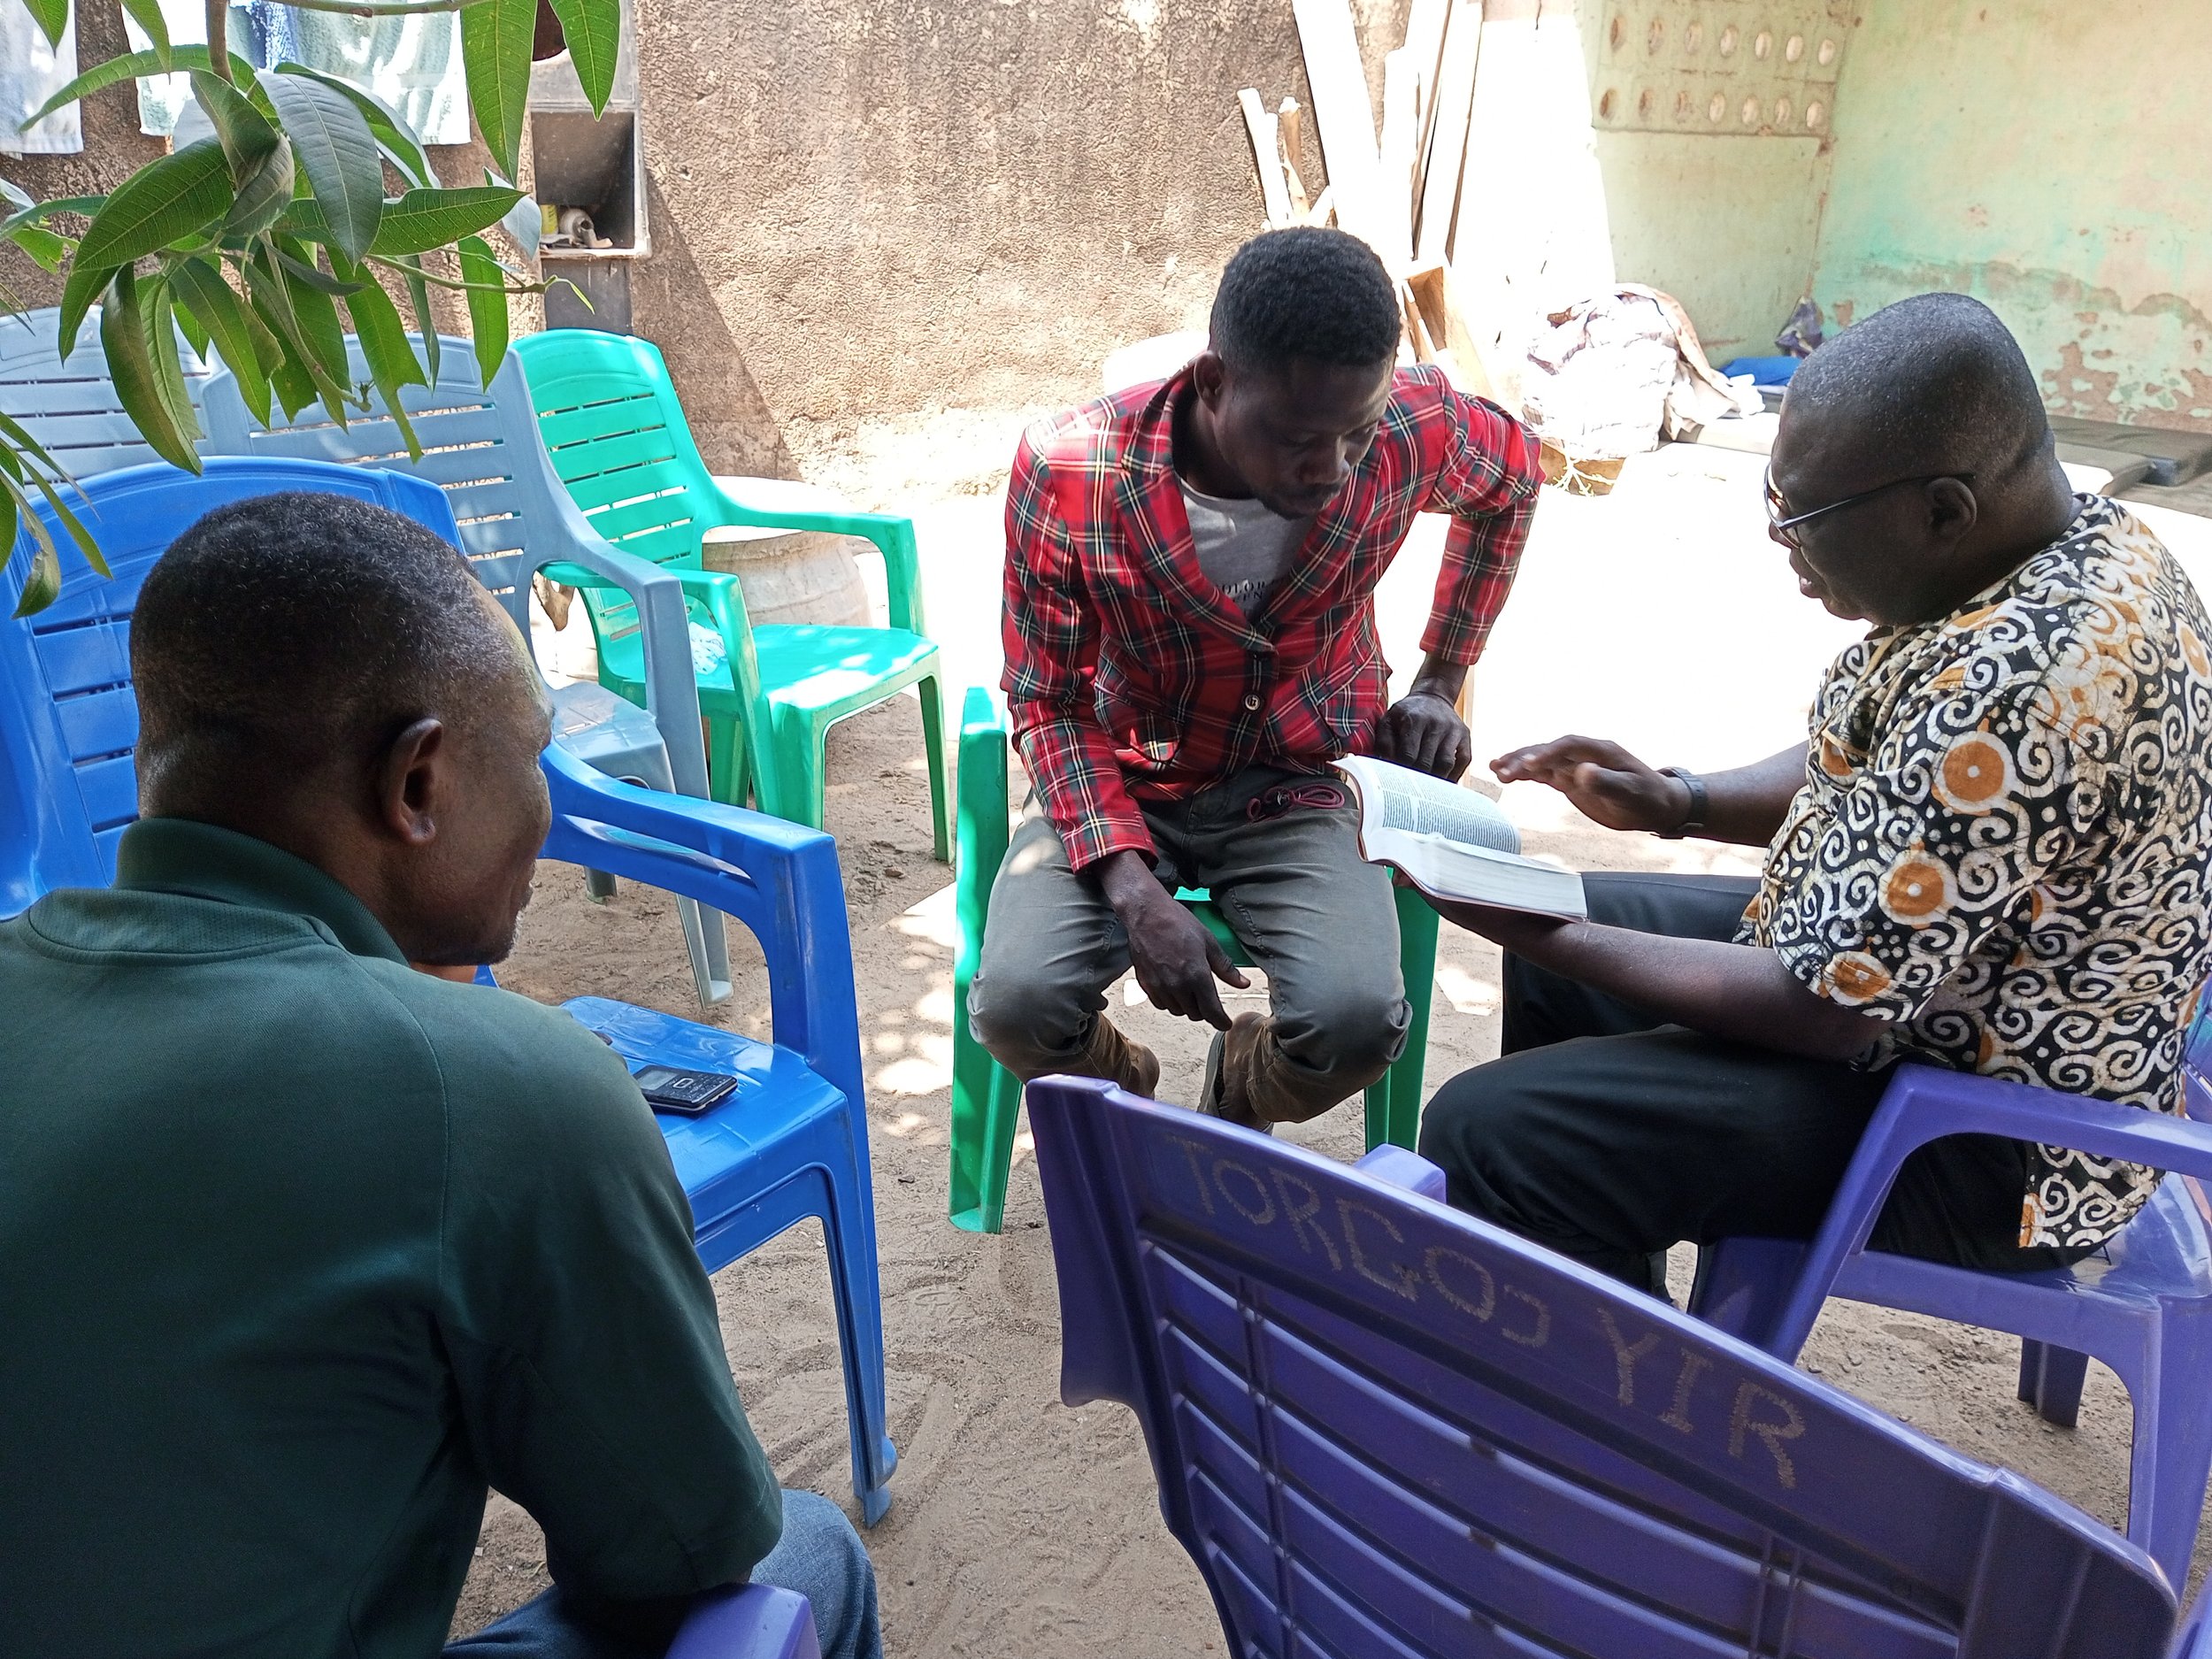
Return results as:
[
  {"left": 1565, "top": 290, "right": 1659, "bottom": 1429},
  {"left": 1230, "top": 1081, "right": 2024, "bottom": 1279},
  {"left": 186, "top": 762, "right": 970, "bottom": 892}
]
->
[{"left": 1490, "top": 734, "right": 1692, "bottom": 833}]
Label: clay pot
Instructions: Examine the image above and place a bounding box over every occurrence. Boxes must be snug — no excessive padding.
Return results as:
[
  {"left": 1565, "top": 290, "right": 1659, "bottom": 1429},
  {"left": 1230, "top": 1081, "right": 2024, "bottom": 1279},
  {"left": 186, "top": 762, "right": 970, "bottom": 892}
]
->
[{"left": 699, "top": 523, "right": 872, "bottom": 630}]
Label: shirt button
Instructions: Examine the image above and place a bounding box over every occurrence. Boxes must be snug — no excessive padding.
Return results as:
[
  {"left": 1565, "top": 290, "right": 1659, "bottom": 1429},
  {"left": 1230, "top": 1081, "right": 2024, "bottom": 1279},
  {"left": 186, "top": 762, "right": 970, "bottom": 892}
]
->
[{"left": 1242, "top": 693, "right": 1262, "bottom": 711}]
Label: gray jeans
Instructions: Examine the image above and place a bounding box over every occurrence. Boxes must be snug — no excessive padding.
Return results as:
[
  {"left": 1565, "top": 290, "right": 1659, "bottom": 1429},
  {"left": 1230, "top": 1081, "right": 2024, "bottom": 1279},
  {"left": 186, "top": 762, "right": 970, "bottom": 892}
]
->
[{"left": 967, "top": 765, "right": 1409, "bottom": 1120}]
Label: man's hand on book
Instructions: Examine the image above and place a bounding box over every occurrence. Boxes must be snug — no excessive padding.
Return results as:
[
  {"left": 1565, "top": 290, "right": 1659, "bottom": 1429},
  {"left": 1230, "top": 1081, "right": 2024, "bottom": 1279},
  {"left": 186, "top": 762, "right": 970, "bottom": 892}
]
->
[
  {"left": 1094, "top": 851, "right": 1251, "bottom": 1029},
  {"left": 1491, "top": 735, "right": 1693, "bottom": 833},
  {"left": 1375, "top": 688, "right": 1472, "bottom": 780}
]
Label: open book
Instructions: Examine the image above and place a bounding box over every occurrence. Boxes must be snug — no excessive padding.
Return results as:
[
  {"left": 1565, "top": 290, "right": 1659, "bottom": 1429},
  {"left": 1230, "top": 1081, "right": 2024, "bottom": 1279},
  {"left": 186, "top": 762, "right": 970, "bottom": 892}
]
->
[{"left": 1335, "top": 756, "right": 1587, "bottom": 920}]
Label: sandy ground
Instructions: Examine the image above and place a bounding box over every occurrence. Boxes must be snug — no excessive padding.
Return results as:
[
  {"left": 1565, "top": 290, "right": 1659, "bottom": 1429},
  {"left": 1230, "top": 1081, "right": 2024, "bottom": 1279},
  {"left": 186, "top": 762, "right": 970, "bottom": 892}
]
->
[{"left": 454, "top": 426, "right": 2212, "bottom": 1649}]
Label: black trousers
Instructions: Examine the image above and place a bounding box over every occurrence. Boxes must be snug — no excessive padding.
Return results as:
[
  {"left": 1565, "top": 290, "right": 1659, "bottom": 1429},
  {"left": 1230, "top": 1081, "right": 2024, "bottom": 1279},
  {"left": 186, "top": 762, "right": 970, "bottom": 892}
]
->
[{"left": 1417, "top": 872, "right": 2093, "bottom": 1295}]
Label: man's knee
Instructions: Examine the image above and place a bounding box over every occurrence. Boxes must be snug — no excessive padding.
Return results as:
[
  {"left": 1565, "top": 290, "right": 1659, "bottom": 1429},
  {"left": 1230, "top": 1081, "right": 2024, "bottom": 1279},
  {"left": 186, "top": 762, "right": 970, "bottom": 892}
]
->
[
  {"left": 966, "top": 953, "right": 1093, "bottom": 1072},
  {"left": 1278, "top": 981, "right": 1410, "bottom": 1087},
  {"left": 753, "top": 1489, "right": 880, "bottom": 1659}
]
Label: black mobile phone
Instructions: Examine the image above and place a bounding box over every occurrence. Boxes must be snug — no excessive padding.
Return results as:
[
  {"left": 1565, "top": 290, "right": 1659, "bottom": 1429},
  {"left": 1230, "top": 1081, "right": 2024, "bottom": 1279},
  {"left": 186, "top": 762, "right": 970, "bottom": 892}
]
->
[{"left": 634, "top": 1064, "right": 740, "bottom": 1115}]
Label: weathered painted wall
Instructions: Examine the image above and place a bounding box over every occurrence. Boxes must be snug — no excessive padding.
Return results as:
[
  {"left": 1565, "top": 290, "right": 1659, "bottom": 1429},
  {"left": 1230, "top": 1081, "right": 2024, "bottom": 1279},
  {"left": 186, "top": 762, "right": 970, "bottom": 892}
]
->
[
  {"left": 1813, "top": 0, "right": 2212, "bottom": 431},
  {"left": 1581, "top": 0, "right": 1852, "bottom": 360}
]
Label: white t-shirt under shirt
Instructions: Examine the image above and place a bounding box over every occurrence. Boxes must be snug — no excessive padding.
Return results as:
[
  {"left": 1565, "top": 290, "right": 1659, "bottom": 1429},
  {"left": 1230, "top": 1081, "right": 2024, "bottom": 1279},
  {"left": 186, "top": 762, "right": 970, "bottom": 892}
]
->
[{"left": 1180, "top": 481, "right": 1312, "bottom": 616}]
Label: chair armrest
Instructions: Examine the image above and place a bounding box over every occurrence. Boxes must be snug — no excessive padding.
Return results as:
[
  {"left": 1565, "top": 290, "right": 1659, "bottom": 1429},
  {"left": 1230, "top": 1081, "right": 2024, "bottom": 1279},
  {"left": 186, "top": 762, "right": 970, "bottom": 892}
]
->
[
  {"left": 1353, "top": 1145, "right": 1448, "bottom": 1202},
  {"left": 703, "top": 473, "right": 926, "bottom": 637},
  {"left": 1766, "top": 1063, "right": 2212, "bottom": 1359},
  {"left": 539, "top": 743, "right": 864, "bottom": 1111},
  {"left": 665, "top": 1584, "right": 820, "bottom": 1659}
]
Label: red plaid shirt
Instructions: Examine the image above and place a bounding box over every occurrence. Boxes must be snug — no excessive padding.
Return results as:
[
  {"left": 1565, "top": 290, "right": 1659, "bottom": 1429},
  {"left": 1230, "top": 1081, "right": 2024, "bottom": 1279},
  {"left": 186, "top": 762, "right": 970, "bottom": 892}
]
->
[{"left": 1002, "top": 364, "right": 1542, "bottom": 871}]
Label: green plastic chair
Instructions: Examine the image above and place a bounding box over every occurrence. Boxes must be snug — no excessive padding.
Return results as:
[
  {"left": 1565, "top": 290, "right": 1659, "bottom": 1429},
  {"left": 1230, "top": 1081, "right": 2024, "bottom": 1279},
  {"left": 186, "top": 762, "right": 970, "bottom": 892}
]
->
[
  {"left": 949, "top": 687, "right": 1439, "bottom": 1233},
  {"left": 511, "top": 329, "right": 949, "bottom": 860}
]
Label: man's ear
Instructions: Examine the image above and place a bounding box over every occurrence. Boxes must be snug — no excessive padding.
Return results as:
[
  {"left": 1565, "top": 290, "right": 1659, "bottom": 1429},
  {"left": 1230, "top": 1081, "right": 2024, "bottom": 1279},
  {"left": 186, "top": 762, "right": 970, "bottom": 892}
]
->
[
  {"left": 1191, "top": 350, "right": 1229, "bottom": 410},
  {"left": 373, "top": 717, "right": 447, "bottom": 847},
  {"left": 1927, "top": 476, "right": 1980, "bottom": 547}
]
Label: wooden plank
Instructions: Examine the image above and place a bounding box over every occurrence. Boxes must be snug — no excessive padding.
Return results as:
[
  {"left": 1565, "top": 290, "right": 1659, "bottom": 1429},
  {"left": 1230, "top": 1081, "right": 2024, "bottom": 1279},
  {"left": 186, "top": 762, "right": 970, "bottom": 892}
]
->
[
  {"left": 1403, "top": 259, "right": 1500, "bottom": 401},
  {"left": 1292, "top": 0, "right": 1380, "bottom": 249},
  {"left": 1374, "top": 49, "right": 1419, "bottom": 267},
  {"left": 1415, "top": 0, "right": 1482, "bottom": 265},
  {"left": 1238, "top": 88, "right": 1294, "bottom": 227},
  {"left": 1278, "top": 97, "right": 1305, "bottom": 179},
  {"left": 1401, "top": 0, "right": 1451, "bottom": 187}
]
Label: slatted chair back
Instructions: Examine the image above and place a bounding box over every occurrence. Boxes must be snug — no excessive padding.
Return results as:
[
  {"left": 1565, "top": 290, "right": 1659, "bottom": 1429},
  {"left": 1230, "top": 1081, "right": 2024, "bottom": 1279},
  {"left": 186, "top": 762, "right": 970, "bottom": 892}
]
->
[
  {"left": 0, "top": 306, "right": 212, "bottom": 478},
  {"left": 1026, "top": 1075, "right": 2179, "bottom": 1659},
  {"left": 0, "top": 458, "right": 457, "bottom": 915}
]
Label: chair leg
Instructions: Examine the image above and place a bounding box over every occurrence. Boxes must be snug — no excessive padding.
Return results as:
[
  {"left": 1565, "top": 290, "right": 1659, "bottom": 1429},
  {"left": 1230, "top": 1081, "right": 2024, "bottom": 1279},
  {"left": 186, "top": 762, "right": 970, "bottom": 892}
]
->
[
  {"left": 706, "top": 716, "right": 746, "bottom": 809},
  {"left": 2129, "top": 1308, "right": 2212, "bottom": 1586},
  {"left": 918, "top": 673, "right": 949, "bottom": 864},
  {"left": 2017, "top": 1339, "right": 2089, "bottom": 1429},
  {"left": 818, "top": 1133, "right": 899, "bottom": 1525},
  {"left": 1366, "top": 886, "right": 1438, "bottom": 1153},
  {"left": 585, "top": 869, "right": 616, "bottom": 902},
  {"left": 949, "top": 983, "right": 1024, "bottom": 1233}
]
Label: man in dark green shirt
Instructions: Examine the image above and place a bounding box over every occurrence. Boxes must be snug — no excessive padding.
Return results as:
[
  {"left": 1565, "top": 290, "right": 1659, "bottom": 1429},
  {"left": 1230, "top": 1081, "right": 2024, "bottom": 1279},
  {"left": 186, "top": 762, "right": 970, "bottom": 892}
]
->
[{"left": 0, "top": 495, "right": 880, "bottom": 1659}]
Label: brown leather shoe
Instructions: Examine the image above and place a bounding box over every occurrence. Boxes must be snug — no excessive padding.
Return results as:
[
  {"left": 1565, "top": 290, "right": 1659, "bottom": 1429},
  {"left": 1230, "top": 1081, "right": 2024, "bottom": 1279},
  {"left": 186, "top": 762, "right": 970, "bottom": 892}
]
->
[
  {"left": 1200, "top": 1012, "right": 1274, "bottom": 1133},
  {"left": 1077, "top": 1015, "right": 1163, "bottom": 1099}
]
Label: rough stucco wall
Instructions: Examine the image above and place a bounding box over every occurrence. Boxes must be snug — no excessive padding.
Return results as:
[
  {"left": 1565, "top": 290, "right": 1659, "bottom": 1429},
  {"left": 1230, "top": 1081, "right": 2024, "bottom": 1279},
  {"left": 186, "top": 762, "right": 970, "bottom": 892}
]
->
[
  {"left": 632, "top": 0, "right": 1409, "bottom": 448},
  {"left": 1812, "top": 0, "right": 2212, "bottom": 432}
]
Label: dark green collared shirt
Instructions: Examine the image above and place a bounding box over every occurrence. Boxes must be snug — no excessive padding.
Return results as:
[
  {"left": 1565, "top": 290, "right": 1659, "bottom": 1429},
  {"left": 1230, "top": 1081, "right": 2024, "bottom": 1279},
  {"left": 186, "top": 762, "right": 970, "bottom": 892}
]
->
[{"left": 0, "top": 819, "right": 781, "bottom": 1657}]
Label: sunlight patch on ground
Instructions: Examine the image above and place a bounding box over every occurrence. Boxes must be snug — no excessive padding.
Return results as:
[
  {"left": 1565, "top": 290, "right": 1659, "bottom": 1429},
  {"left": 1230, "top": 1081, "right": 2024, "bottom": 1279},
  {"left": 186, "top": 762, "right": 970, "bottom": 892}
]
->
[
  {"left": 892, "top": 879, "right": 959, "bottom": 950},
  {"left": 1433, "top": 962, "right": 1500, "bottom": 1016}
]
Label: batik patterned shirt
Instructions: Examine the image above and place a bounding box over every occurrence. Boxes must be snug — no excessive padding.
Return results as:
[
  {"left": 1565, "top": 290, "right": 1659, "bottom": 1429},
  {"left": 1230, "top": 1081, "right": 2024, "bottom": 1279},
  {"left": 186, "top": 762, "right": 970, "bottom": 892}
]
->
[{"left": 1739, "top": 496, "right": 2212, "bottom": 1248}]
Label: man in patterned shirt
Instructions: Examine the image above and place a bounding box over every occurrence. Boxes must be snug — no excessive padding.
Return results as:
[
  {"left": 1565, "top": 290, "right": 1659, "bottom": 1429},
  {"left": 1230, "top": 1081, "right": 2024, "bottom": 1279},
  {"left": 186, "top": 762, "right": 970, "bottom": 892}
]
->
[
  {"left": 1417, "top": 294, "right": 2212, "bottom": 1295},
  {"left": 968, "top": 228, "right": 1541, "bottom": 1127}
]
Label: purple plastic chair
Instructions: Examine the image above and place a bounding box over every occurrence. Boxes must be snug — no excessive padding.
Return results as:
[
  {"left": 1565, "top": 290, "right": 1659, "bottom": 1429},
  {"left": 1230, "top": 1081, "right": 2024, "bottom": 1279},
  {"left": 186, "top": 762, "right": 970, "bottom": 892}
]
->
[
  {"left": 665, "top": 1585, "right": 820, "bottom": 1659},
  {"left": 1691, "top": 1002, "right": 2212, "bottom": 1588},
  {"left": 1027, "top": 1074, "right": 2179, "bottom": 1658}
]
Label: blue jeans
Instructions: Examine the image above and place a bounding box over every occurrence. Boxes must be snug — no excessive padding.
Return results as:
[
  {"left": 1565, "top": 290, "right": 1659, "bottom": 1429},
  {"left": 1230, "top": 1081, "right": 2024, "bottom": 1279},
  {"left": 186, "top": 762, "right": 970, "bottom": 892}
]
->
[{"left": 445, "top": 1489, "right": 880, "bottom": 1659}]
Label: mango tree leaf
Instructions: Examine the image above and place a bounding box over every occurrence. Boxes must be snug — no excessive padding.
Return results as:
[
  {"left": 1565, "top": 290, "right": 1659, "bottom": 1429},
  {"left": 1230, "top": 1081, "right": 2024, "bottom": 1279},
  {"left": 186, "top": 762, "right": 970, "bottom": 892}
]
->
[
  {"left": 223, "top": 137, "right": 296, "bottom": 239},
  {"left": 272, "top": 65, "right": 433, "bottom": 191},
  {"left": 171, "top": 256, "right": 271, "bottom": 426},
  {"left": 19, "top": 0, "right": 67, "bottom": 50},
  {"left": 458, "top": 0, "right": 536, "bottom": 185},
  {"left": 100, "top": 268, "right": 199, "bottom": 471},
  {"left": 547, "top": 0, "right": 621, "bottom": 116},
  {"left": 74, "top": 139, "right": 233, "bottom": 271},
  {"left": 244, "top": 243, "right": 349, "bottom": 419},
  {"left": 498, "top": 183, "right": 541, "bottom": 260},
  {"left": 57, "top": 257, "right": 117, "bottom": 362},
  {"left": 2, "top": 193, "right": 105, "bottom": 229},
  {"left": 368, "top": 186, "right": 523, "bottom": 257},
  {"left": 0, "top": 179, "right": 31, "bottom": 214},
  {"left": 457, "top": 234, "right": 507, "bottom": 391},
  {"left": 6, "top": 225, "right": 68, "bottom": 273},
  {"left": 258, "top": 70, "right": 383, "bottom": 261},
  {"left": 118, "top": 0, "right": 173, "bottom": 67},
  {"left": 346, "top": 279, "right": 424, "bottom": 455},
  {"left": 171, "top": 289, "right": 211, "bottom": 358},
  {"left": 142, "top": 280, "right": 206, "bottom": 451},
  {"left": 0, "top": 409, "right": 105, "bottom": 577},
  {"left": 273, "top": 236, "right": 354, "bottom": 393},
  {"left": 189, "top": 71, "right": 280, "bottom": 180},
  {"left": 391, "top": 253, "right": 441, "bottom": 384},
  {"left": 273, "top": 244, "right": 365, "bottom": 296},
  {"left": 27, "top": 46, "right": 260, "bottom": 127}
]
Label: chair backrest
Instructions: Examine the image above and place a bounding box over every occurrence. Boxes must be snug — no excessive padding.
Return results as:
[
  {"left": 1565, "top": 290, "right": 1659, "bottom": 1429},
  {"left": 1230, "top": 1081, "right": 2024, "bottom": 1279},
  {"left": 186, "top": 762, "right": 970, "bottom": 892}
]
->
[
  {"left": 510, "top": 327, "right": 721, "bottom": 572},
  {"left": 0, "top": 458, "right": 459, "bottom": 913},
  {"left": 200, "top": 335, "right": 583, "bottom": 639},
  {"left": 1028, "top": 1076, "right": 2177, "bottom": 1659},
  {"left": 0, "top": 305, "right": 213, "bottom": 478},
  {"left": 2184, "top": 984, "right": 2212, "bottom": 1122}
]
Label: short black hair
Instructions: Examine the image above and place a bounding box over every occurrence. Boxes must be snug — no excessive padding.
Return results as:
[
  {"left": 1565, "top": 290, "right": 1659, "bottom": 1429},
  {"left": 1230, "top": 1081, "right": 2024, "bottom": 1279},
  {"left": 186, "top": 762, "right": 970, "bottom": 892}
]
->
[
  {"left": 1210, "top": 227, "right": 1402, "bottom": 374},
  {"left": 132, "top": 492, "right": 518, "bottom": 804},
  {"left": 1786, "top": 293, "right": 2051, "bottom": 482}
]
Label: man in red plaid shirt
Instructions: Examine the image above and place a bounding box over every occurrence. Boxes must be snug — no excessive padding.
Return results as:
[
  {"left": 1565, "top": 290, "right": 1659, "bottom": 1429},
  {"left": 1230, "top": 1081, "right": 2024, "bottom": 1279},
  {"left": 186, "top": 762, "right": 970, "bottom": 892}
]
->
[{"left": 968, "top": 229, "right": 1541, "bottom": 1128}]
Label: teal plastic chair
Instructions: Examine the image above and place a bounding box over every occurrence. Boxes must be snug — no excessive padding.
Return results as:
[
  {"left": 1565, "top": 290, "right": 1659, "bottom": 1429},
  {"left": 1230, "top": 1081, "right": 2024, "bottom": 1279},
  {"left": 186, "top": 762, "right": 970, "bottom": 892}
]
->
[
  {"left": 949, "top": 687, "right": 1439, "bottom": 1233},
  {"left": 511, "top": 330, "right": 949, "bottom": 860}
]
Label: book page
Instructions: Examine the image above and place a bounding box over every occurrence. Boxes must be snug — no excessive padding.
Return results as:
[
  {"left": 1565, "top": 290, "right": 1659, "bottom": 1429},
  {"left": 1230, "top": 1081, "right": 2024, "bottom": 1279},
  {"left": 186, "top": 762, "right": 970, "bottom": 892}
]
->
[{"left": 1341, "top": 757, "right": 1519, "bottom": 855}]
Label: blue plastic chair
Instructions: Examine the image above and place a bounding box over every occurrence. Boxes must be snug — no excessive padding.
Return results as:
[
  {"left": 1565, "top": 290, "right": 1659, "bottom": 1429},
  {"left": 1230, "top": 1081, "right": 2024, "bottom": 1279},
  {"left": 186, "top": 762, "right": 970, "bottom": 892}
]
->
[
  {"left": 1026, "top": 1073, "right": 2180, "bottom": 1657},
  {"left": 198, "top": 335, "right": 735, "bottom": 1006},
  {"left": 1691, "top": 1011, "right": 2212, "bottom": 1589},
  {"left": 665, "top": 1585, "right": 818, "bottom": 1659},
  {"left": 3, "top": 460, "right": 897, "bottom": 1525},
  {"left": 1, "top": 305, "right": 212, "bottom": 478}
]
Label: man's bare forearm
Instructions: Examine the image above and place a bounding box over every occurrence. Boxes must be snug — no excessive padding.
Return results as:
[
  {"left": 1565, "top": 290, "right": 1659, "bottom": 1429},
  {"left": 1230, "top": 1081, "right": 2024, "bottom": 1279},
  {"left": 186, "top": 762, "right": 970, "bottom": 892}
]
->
[
  {"left": 1690, "top": 743, "right": 1810, "bottom": 845},
  {"left": 1435, "top": 902, "right": 1881, "bottom": 1061}
]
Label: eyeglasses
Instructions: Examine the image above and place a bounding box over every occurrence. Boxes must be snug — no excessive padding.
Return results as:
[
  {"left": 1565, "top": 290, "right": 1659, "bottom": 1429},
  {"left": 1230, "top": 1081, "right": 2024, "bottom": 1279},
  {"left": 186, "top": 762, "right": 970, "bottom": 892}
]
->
[{"left": 1764, "top": 466, "right": 1976, "bottom": 548}]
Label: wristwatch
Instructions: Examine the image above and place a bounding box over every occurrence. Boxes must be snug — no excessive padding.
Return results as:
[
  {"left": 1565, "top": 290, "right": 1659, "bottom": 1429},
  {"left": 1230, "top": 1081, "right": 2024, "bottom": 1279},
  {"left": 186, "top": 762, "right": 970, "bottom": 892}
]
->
[{"left": 1655, "top": 766, "right": 1708, "bottom": 840}]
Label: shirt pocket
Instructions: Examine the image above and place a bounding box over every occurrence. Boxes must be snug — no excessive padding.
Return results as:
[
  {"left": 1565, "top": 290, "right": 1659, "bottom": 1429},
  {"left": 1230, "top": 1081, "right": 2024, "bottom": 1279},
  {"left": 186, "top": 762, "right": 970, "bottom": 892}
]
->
[{"left": 1094, "top": 656, "right": 1183, "bottom": 765}]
